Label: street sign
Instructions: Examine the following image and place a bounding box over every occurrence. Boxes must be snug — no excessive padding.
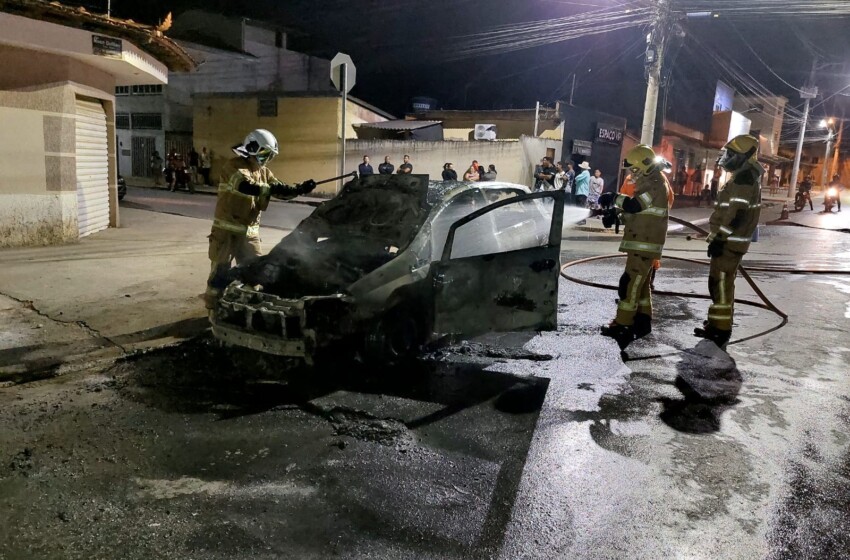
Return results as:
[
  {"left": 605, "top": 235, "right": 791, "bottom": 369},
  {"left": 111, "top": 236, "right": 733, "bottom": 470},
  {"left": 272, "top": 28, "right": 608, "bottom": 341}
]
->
[{"left": 330, "top": 53, "right": 356, "bottom": 94}]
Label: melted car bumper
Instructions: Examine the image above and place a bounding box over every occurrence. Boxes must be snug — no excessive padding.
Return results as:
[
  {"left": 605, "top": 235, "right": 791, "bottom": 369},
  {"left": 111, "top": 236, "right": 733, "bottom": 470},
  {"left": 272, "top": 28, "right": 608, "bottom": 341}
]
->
[{"left": 210, "top": 283, "right": 353, "bottom": 361}]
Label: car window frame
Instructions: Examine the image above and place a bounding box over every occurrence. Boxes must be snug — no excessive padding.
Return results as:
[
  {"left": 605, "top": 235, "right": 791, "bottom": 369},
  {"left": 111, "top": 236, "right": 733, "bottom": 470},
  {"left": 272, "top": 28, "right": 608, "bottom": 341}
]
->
[{"left": 439, "top": 190, "right": 565, "bottom": 263}]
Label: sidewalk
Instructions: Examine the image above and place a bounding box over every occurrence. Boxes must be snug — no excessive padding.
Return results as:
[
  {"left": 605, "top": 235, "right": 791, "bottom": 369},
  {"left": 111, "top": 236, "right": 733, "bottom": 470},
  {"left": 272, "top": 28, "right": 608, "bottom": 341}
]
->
[
  {"left": 0, "top": 208, "right": 287, "bottom": 383},
  {"left": 126, "top": 176, "right": 330, "bottom": 206}
]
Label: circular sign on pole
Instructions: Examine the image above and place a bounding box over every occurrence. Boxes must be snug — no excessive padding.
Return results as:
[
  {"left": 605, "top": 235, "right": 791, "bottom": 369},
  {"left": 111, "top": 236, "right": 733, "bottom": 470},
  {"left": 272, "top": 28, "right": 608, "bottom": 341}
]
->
[{"left": 330, "top": 53, "right": 356, "bottom": 94}]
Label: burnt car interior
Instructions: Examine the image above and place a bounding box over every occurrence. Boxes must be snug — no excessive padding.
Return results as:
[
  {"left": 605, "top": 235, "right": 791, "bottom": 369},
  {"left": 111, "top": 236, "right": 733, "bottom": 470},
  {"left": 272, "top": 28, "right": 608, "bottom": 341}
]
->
[{"left": 236, "top": 175, "right": 431, "bottom": 298}]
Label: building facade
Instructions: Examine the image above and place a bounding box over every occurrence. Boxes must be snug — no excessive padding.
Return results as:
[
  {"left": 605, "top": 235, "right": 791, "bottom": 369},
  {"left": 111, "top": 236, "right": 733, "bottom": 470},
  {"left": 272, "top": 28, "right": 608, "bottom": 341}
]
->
[
  {"left": 193, "top": 92, "right": 391, "bottom": 195},
  {"left": 116, "top": 10, "right": 334, "bottom": 182},
  {"left": 0, "top": 2, "right": 191, "bottom": 247}
]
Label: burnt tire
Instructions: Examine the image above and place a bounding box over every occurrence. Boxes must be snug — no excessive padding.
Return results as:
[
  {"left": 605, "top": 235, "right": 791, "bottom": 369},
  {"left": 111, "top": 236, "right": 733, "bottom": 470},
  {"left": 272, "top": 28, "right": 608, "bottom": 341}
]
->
[{"left": 361, "top": 306, "right": 425, "bottom": 366}]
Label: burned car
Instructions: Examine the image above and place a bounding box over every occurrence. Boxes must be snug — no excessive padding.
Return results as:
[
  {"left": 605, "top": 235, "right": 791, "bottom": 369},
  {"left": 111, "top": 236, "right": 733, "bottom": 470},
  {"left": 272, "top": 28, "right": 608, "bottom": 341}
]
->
[{"left": 210, "top": 174, "right": 565, "bottom": 363}]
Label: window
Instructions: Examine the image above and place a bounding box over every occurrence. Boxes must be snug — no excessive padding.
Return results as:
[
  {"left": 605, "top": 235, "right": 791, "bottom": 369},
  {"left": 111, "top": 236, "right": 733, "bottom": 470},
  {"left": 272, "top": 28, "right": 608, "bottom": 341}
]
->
[
  {"left": 130, "top": 84, "right": 163, "bottom": 95},
  {"left": 116, "top": 113, "right": 130, "bottom": 129},
  {"left": 131, "top": 113, "right": 162, "bottom": 130},
  {"left": 449, "top": 194, "right": 552, "bottom": 260},
  {"left": 115, "top": 86, "right": 130, "bottom": 96},
  {"left": 258, "top": 97, "right": 278, "bottom": 117}
]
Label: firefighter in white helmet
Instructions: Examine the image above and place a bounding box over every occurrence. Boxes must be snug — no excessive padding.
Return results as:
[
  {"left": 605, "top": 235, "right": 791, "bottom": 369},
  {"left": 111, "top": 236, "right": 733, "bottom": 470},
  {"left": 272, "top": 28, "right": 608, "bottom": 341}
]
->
[
  {"left": 204, "top": 129, "right": 316, "bottom": 309},
  {"left": 695, "top": 134, "right": 763, "bottom": 347},
  {"left": 601, "top": 144, "right": 671, "bottom": 350}
]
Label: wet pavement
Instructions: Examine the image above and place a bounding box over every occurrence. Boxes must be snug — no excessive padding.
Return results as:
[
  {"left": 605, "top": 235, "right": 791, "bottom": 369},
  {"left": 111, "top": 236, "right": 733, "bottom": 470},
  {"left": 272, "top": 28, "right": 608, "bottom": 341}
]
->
[{"left": 2, "top": 218, "right": 850, "bottom": 559}]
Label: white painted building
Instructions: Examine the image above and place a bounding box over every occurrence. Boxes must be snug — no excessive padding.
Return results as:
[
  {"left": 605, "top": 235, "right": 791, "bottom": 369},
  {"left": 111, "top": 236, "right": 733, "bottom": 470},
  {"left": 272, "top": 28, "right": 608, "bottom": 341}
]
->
[
  {"left": 0, "top": 2, "right": 192, "bottom": 247},
  {"left": 116, "top": 10, "right": 333, "bottom": 181}
]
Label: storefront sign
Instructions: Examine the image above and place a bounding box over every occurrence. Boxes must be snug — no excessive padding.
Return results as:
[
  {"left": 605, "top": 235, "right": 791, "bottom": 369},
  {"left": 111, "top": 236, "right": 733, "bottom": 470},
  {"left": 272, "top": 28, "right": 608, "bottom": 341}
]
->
[
  {"left": 595, "top": 124, "right": 624, "bottom": 146},
  {"left": 92, "top": 35, "right": 123, "bottom": 59},
  {"left": 572, "top": 139, "right": 592, "bottom": 156}
]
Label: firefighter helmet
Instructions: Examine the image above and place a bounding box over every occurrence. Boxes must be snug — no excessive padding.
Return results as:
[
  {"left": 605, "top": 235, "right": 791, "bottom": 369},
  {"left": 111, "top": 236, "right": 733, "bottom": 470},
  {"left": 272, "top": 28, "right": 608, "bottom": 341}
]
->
[
  {"left": 233, "top": 129, "right": 279, "bottom": 164},
  {"left": 623, "top": 144, "right": 663, "bottom": 176},
  {"left": 717, "top": 134, "right": 758, "bottom": 171}
]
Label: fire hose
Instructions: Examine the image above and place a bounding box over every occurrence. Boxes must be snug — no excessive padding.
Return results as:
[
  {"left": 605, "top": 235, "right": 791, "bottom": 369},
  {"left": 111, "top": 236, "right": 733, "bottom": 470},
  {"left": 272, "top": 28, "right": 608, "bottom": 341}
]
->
[{"left": 560, "top": 216, "right": 850, "bottom": 348}]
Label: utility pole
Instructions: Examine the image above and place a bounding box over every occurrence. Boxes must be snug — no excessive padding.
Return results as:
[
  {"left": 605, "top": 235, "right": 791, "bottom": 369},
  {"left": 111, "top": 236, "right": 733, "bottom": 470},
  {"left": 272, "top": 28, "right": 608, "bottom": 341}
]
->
[
  {"left": 821, "top": 120, "right": 835, "bottom": 187},
  {"left": 788, "top": 59, "right": 818, "bottom": 198},
  {"left": 831, "top": 117, "right": 844, "bottom": 179},
  {"left": 569, "top": 73, "right": 577, "bottom": 106},
  {"left": 640, "top": 0, "right": 671, "bottom": 146}
]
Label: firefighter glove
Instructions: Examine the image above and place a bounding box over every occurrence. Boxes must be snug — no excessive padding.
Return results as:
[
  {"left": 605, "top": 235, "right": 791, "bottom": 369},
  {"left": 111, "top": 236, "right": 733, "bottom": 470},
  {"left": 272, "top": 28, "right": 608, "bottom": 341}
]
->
[
  {"left": 601, "top": 208, "right": 619, "bottom": 229},
  {"left": 707, "top": 239, "right": 725, "bottom": 258},
  {"left": 297, "top": 179, "right": 317, "bottom": 194}
]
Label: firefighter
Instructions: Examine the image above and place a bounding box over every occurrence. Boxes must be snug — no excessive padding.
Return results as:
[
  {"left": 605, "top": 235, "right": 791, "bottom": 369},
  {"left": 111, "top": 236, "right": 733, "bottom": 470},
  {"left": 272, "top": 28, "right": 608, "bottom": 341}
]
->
[
  {"left": 694, "top": 134, "right": 763, "bottom": 347},
  {"left": 204, "top": 129, "right": 316, "bottom": 309},
  {"left": 600, "top": 145, "right": 670, "bottom": 349}
]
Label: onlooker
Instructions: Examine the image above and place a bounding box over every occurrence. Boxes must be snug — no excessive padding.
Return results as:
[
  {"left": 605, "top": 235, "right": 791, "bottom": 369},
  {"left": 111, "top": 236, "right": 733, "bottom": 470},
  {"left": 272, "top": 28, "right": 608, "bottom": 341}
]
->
[
  {"left": 553, "top": 161, "right": 567, "bottom": 190},
  {"left": 442, "top": 162, "right": 458, "bottom": 181},
  {"left": 471, "top": 160, "right": 480, "bottom": 174},
  {"left": 165, "top": 152, "right": 176, "bottom": 190},
  {"left": 398, "top": 154, "right": 413, "bottom": 174},
  {"left": 589, "top": 169, "right": 604, "bottom": 208},
  {"left": 574, "top": 161, "right": 591, "bottom": 207},
  {"left": 675, "top": 168, "right": 687, "bottom": 196},
  {"left": 358, "top": 155, "right": 374, "bottom": 176},
  {"left": 480, "top": 164, "right": 497, "bottom": 181},
  {"left": 534, "top": 157, "right": 556, "bottom": 191},
  {"left": 200, "top": 147, "right": 212, "bottom": 185},
  {"left": 710, "top": 170, "right": 720, "bottom": 200},
  {"left": 378, "top": 156, "right": 394, "bottom": 175},
  {"left": 189, "top": 147, "right": 199, "bottom": 184},
  {"left": 564, "top": 162, "right": 576, "bottom": 203},
  {"left": 463, "top": 165, "right": 479, "bottom": 182},
  {"left": 691, "top": 173, "right": 703, "bottom": 199},
  {"left": 151, "top": 150, "right": 164, "bottom": 186}
]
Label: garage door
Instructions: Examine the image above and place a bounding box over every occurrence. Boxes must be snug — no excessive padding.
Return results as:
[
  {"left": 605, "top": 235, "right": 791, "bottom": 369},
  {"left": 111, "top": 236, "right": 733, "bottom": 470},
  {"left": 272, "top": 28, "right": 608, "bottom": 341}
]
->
[{"left": 75, "top": 97, "right": 110, "bottom": 237}]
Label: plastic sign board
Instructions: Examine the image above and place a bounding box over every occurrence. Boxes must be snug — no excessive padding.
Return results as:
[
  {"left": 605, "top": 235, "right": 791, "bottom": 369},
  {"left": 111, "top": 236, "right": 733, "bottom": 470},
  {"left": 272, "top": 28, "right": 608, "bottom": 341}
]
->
[
  {"left": 92, "top": 35, "right": 122, "bottom": 59},
  {"left": 330, "top": 53, "right": 356, "bottom": 94},
  {"left": 596, "top": 124, "right": 624, "bottom": 146}
]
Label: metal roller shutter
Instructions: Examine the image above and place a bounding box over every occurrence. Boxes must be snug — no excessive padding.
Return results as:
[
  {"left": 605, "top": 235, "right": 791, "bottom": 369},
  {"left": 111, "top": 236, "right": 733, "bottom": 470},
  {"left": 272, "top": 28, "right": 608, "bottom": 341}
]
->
[{"left": 75, "top": 97, "right": 110, "bottom": 237}]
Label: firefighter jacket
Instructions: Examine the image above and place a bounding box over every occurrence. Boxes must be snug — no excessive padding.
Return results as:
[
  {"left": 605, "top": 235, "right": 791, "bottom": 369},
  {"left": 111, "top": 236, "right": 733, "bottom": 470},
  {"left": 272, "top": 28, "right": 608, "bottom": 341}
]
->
[
  {"left": 614, "top": 171, "right": 670, "bottom": 258},
  {"left": 212, "top": 157, "right": 290, "bottom": 237},
  {"left": 707, "top": 161, "right": 763, "bottom": 254}
]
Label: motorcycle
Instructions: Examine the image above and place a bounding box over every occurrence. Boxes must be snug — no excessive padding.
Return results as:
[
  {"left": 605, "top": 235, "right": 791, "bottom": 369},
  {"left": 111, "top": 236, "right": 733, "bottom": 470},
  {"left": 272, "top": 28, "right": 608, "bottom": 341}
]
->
[
  {"left": 117, "top": 174, "right": 126, "bottom": 201},
  {"left": 824, "top": 186, "right": 840, "bottom": 213},
  {"left": 794, "top": 186, "right": 813, "bottom": 212}
]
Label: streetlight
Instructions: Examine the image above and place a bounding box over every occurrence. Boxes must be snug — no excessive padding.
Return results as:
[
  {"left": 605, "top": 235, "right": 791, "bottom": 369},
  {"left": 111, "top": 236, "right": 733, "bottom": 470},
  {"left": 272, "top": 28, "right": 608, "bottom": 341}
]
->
[{"left": 820, "top": 118, "right": 836, "bottom": 188}]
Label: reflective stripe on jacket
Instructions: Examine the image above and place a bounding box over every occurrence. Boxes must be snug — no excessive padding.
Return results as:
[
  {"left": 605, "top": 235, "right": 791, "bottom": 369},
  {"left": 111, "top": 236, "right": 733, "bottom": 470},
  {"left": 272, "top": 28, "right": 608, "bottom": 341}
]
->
[
  {"left": 616, "top": 172, "right": 670, "bottom": 258},
  {"left": 707, "top": 161, "right": 763, "bottom": 254},
  {"left": 211, "top": 157, "right": 278, "bottom": 236}
]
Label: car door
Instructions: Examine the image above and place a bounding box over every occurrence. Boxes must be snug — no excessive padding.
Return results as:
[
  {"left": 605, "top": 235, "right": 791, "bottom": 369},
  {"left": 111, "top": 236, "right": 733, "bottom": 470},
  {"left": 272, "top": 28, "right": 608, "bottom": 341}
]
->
[{"left": 431, "top": 190, "right": 564, "bottom": 337}]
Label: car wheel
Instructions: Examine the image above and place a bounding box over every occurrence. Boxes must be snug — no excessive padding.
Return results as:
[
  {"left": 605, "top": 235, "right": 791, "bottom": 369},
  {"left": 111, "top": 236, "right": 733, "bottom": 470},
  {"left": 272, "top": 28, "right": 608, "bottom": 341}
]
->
[{"left": 362, "top": 306, "right": 425, "bottom": 365}]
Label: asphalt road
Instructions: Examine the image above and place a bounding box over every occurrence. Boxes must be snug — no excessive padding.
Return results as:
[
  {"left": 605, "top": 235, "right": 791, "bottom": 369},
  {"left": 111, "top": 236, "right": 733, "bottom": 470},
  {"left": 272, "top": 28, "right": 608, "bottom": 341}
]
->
[
  {"left": 121, "top": 186, "right": 315, "bottom": 232},
  {"left": 2, "top": 204, "right": 850, "bottom": 559}
]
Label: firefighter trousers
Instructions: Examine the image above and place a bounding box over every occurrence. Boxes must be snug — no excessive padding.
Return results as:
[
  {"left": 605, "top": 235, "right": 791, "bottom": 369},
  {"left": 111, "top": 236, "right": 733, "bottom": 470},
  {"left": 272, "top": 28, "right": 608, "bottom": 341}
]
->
[
  {"left": 707, "top": 249, "right": 743, "bottom": 332},
  {"left": 205, "top": 229, "right": 262, "bottom": 308},
  {"left": 615, "top": 252, "right": 655, "bottom": 326}
]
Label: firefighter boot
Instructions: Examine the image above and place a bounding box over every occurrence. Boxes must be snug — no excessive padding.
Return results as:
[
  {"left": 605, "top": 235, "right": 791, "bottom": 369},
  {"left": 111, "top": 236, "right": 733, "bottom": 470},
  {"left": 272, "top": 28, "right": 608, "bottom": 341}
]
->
[
  {"left": 633, "top": 313, "right": 652, "bottom": 340},
  {"left": 601, "top": 321, "right": 636, "bottom": 351},
  {"left": 693, "top": 323, "right": 731, "bottom": 348}
]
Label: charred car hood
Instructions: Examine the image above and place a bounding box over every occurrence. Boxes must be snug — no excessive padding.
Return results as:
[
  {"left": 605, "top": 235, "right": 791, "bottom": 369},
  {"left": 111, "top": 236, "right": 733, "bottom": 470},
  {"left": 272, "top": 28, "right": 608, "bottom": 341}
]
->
[{"left": 237, "top": 174, "right": 432, "bottom": 298}]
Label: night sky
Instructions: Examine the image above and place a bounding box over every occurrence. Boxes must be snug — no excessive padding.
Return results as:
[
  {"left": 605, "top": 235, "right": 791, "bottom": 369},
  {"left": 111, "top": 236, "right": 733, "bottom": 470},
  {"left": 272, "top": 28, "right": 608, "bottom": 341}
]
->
[{"left": 99, "top": 0, "right": 850, "bottom": 136}]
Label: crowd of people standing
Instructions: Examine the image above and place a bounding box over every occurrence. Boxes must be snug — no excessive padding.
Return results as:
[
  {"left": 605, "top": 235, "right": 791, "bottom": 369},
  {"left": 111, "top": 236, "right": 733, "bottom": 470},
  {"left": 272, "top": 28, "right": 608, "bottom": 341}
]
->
[
  {"left": 151, "top": 146, "right": 213, "bottom": 193},
  {"left": 357, "top": 155, "right": 499, "bottom": 183}
]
